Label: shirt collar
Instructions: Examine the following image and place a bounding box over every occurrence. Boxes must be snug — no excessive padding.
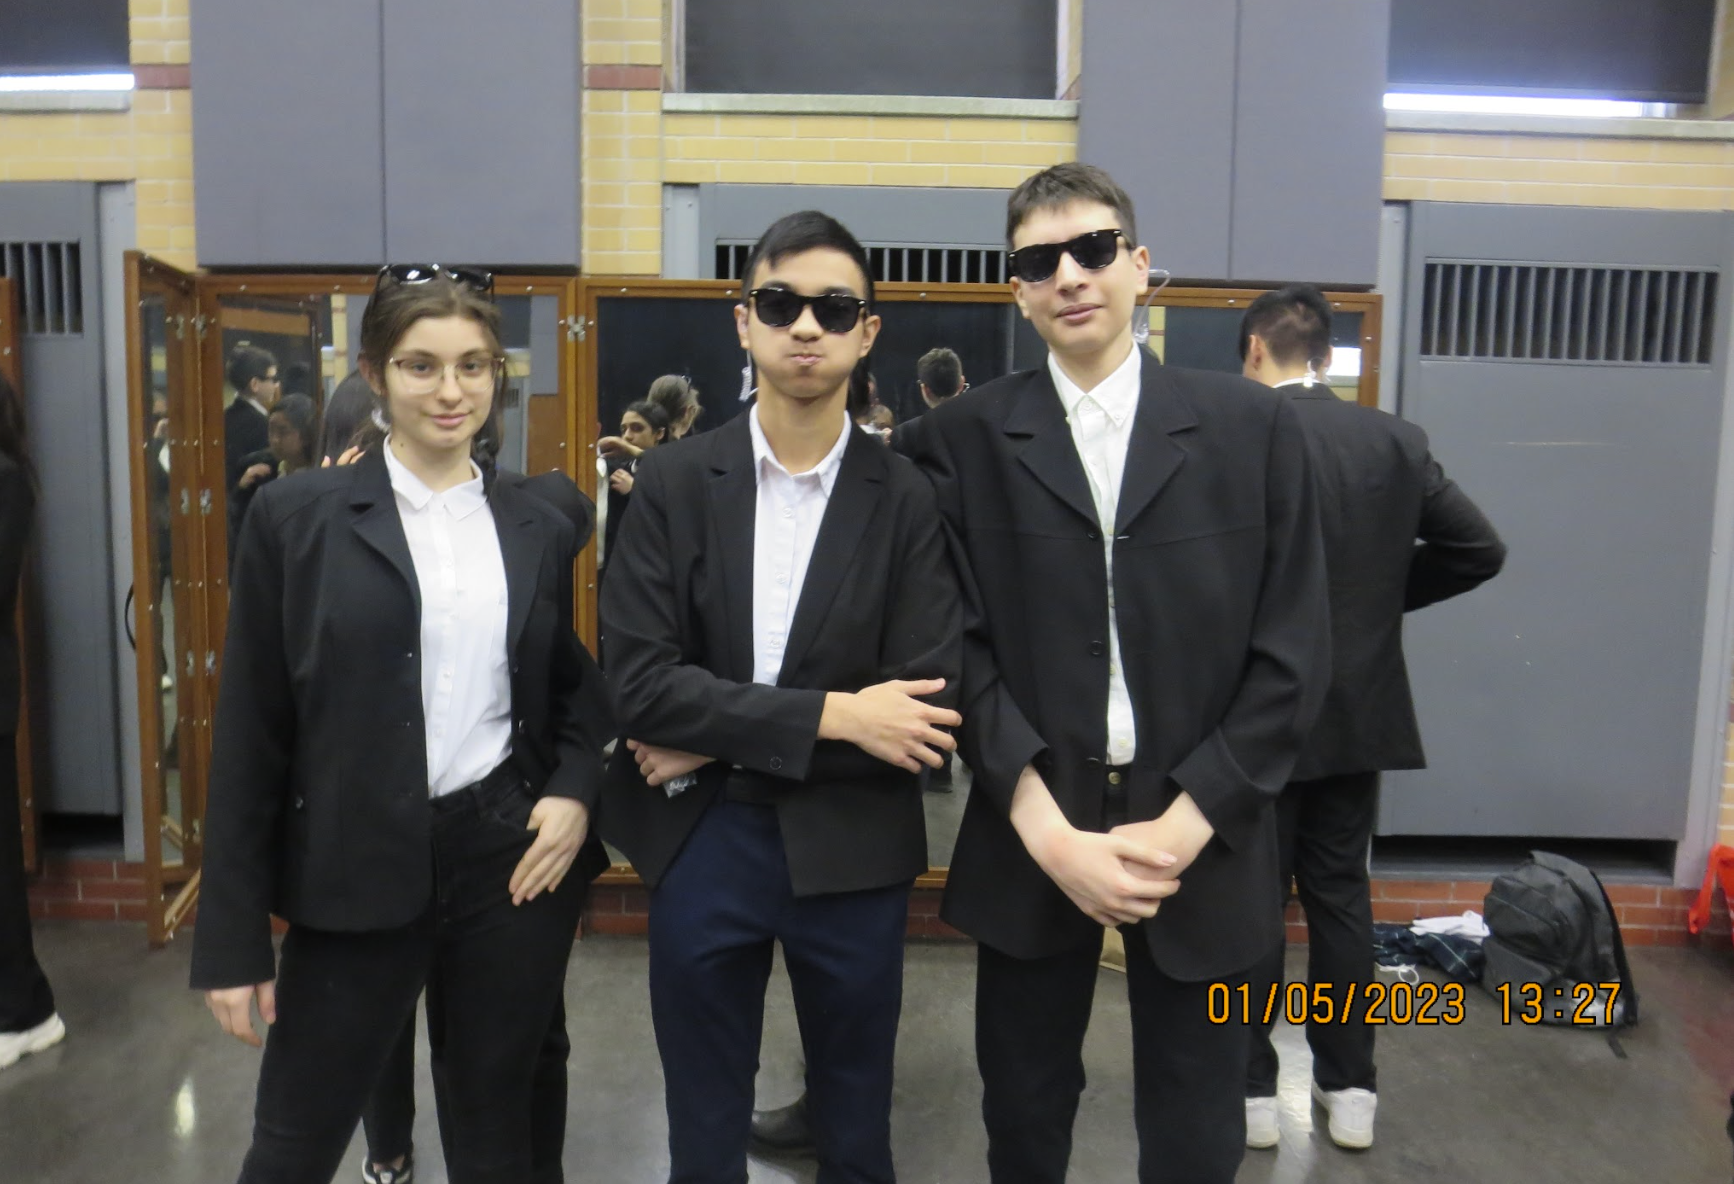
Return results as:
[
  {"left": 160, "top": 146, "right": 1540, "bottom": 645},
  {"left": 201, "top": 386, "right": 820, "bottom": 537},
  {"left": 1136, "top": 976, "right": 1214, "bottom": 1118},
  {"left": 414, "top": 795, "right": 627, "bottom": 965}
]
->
[
  {"left": 1049, "top": 342, "right": 1143, "bottom": 429},
  {"left": 748, "top": 403, "right": 852, "bottom": 497},
  {"left": 1272, "top": 375, "right": 1318, "bottom": 390},
  {"left": 245, "top": 397, "right": 271, "bottom": 418},
  {"left": 382, "top": 438, "right": 487, "bottom": 518}
]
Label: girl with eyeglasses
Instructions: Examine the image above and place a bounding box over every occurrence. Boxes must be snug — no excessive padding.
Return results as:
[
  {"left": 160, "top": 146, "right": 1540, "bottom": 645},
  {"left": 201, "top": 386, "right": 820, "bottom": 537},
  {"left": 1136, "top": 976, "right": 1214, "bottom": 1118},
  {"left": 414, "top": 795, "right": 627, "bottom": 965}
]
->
[{"left": 191, "top": 266, "right": 610, "bottom": 1184}]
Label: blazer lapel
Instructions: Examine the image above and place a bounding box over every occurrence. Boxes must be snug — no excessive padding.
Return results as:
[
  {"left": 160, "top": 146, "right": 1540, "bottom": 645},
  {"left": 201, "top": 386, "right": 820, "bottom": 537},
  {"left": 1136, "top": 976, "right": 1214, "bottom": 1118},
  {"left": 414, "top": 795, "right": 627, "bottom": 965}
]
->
[
  {"left": 488, "top": 476, "right": 543, "bottom": 657},
  {"left": 707, "top": 417, "right": 759, "bottom": 685},
  {"left": 1007, "top": 372, "right": 1100, "bottom": 530},
  {"left": 1114, "top": 362, "right": 1198, "bottom": 534},
  {"left": 779, "top": 428, "right": 884, "bottom": 683},
  {"left": 348, "top": 450, "right": 421, "bottom": 618}
]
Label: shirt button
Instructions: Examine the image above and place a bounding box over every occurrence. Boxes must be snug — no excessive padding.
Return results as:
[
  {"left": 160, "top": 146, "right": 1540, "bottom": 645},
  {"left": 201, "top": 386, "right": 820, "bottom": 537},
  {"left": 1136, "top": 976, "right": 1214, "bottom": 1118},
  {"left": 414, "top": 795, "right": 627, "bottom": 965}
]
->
[
  {"left": 770, "top": 757, "right": 784, "bottom": 772},
  {"left": 783, "top": 507, "right": 794, "bottom": 519},
  {"left": 1089, "top": 641, "right": 1106, "bottom": 656},
  {"left": 777, "top": 573, "right": 789, "bottom": 585},
  {"left": 1107, "top": 772, "right": 1123, "bottom": 786}
]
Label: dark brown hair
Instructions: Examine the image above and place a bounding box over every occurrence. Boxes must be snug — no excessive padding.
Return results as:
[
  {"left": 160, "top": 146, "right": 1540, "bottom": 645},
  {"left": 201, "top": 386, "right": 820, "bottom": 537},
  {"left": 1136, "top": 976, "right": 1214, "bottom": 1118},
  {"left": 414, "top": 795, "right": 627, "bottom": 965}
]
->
[
  {"left": 1239, "top": 284, "right": 1333, "bottom": 368},
  {"left": 645, "top": 374, "right": 701, "bottom": 433},
  {"left": 358, "top": 275, "right": 503, "bottom": 376},
  {"left": 0, "top": 370, "right": 36, "bottom": 491},
  {"left": 1005, "top": 162, "right": 1138, "bottom": 250}
]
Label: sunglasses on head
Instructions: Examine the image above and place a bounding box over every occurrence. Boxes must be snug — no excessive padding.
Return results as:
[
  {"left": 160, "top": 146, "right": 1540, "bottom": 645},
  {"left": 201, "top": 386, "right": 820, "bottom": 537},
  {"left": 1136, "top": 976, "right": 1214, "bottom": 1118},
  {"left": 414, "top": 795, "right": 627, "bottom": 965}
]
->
[
  {"left": 1006, "top": 229, "right": 1129, "bottom": 284},
  {"left": 375, "top": 264, "right": 495, "bottom": 296},
  {"left": 748, "top": 287, "right": 868, "bottom": 335}
]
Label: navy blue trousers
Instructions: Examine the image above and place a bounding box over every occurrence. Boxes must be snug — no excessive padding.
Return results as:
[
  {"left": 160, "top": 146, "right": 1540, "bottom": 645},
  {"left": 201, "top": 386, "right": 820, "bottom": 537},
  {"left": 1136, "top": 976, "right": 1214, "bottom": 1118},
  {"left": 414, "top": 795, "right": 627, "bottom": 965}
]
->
[{"left": 649, "top": 798, "right": 910, "bottom": 1184}]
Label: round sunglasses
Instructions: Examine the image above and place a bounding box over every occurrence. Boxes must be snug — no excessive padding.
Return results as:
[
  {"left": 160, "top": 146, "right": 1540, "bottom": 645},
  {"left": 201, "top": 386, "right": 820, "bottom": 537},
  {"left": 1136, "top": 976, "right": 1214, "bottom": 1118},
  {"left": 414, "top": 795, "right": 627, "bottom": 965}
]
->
[
  {"left": 1006, "top": 229, "right": 1129, "bottom": 284},
  {"left": 748, "top": 287, "right": 868, "bottom": 334}
]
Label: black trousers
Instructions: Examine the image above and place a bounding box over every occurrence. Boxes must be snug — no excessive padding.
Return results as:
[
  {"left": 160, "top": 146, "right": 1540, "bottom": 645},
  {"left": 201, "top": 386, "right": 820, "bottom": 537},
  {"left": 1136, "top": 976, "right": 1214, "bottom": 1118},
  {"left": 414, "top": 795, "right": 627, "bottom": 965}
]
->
[
  {"left": 649, "top": 798, "right": 910, "bottom": 1184},
  {"left": 0, "top": 733, "right": 54, "bottom": 1033},
  {"left": 236, "top": 771, "right": 582, "bottom": 1184},
  {"left": 1246, "top": 770, "right": 1379, "bottom": 1097},
  {"left": 362, "top": 992, "right": 573, "bottom": 1184},
  {"left": 976, "top": 934, "right": 1252, "bottom": 1184}
]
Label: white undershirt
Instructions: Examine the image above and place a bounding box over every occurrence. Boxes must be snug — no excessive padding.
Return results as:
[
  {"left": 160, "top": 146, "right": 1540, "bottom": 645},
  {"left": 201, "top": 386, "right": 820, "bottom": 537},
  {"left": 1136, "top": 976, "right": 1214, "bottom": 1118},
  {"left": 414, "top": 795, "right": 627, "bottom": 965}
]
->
[
  {"left": 1050, "top": 344, "right": 1142, "bottom": 766},
  {"left": 384, "top": 443, "right": 513, "bottom": 797},
  {"left": 749, "top": 404, "right": 851, "bottom": 687}
]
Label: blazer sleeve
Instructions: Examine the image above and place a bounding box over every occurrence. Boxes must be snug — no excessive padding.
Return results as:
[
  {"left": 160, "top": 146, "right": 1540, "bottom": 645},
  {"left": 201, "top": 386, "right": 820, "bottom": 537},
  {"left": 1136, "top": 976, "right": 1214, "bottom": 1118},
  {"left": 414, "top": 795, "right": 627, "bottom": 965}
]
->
[
  {"left": 538, "top": 497, "right": 613, "bottom": 811},
  {"left": 804, "top": 470, "right": 964, "bottom": 782},
  {"left": 0, "top": 465, "right": 33, "bottom": 617},
  {"left": 1167, "top": 396, "right": 1331, "bottom": 850},
  {"left": 1406, "top": 451, "right": 1507, "bottom": 611},
  {"left": 189, "top": 486, "right": 294, "bottom": 991},
  {"left": 601, "top": 453, "right": 830, "bottom": 780},
  {"left": 897, "top": 412, "right": 1049, "bottom": 814}
]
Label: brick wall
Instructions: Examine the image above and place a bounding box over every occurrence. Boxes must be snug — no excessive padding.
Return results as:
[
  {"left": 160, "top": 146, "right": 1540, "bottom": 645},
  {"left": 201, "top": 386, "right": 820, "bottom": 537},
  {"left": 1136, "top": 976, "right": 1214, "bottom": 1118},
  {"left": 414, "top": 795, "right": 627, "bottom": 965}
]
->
[
  {"left": 1384, "top": 131, "right": 1734, "bottom": 210},
  {"left": 26, "top": 859, "right": 148, "bottom": 923}
]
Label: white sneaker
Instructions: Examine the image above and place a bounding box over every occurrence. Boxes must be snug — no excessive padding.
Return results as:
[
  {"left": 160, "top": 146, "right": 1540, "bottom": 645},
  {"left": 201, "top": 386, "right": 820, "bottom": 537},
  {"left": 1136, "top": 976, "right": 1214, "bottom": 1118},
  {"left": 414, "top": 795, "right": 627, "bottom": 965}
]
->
[
  {"left": 1245, "top": 1096, "right": 1280, "bottom": 1149},
  {"left": 0, "top": 1013, "right": 65, "bottom": 1070},
  {"left": 1311, "top": 1083, "right": 1376, "bottom": 1149}
]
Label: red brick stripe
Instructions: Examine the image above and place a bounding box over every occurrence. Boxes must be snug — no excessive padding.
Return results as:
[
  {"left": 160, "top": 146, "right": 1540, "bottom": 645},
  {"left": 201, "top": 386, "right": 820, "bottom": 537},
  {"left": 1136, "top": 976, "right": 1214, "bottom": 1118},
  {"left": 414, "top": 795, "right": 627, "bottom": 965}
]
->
[
  {"left": 583, "top": 64, "right": 662, "bottom": 90},
  {"left": 133, "top": 64, "right": 191, "bottom": 90}
]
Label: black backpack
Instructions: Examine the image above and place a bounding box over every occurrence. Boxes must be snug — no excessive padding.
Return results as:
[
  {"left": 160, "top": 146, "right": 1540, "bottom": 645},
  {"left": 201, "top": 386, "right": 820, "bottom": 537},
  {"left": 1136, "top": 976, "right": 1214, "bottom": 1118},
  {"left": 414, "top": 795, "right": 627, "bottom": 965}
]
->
[{"left": 1482, "top": 851, "right": 1639, "bottom": 1053}]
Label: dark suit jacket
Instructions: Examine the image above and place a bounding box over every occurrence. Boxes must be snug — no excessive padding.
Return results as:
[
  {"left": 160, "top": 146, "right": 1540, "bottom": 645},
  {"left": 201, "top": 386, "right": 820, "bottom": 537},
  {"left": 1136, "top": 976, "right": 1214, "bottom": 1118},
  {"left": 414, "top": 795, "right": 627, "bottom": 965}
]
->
[
  {"left": 599, "top": 412, "right": 962, "bottom": 895},
  {"left": 190, "top": 450, "right": 611, "bottom": 990},
  {"left": 224, "top": 398, "right": 270, "bottom": 491},
  {"left": 1284, "top": 386, "right": 1506, "bottom": 781},
  {"left": 898, "top": 362, "right": 1330, "bottom": 980},
  {"left": 0, "top": 456, "right": 32, "bottom": 736}
]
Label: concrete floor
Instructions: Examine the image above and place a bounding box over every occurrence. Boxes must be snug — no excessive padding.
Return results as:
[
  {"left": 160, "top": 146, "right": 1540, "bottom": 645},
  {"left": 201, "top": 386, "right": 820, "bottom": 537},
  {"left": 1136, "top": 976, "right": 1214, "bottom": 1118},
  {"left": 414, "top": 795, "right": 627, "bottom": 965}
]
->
[{"left": 3, "top": 922, "right": 1733, "bottom": 1183}]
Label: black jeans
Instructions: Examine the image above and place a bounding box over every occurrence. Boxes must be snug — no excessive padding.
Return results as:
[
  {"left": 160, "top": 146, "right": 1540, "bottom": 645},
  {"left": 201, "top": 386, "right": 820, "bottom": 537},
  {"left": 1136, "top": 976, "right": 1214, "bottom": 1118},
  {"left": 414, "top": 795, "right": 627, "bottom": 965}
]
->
[
  {"left": 1246, "top": 771, "right": 1379, "bottom": 1097},
  {"left": 237, "top": 770, "right": 582, "bottom": 1184},
  {"left": 0, "top": 733, "right": 54, "bottom": 1033},
  {"left": 362, "top": 992, "right": 574, "bottom": 1184}
]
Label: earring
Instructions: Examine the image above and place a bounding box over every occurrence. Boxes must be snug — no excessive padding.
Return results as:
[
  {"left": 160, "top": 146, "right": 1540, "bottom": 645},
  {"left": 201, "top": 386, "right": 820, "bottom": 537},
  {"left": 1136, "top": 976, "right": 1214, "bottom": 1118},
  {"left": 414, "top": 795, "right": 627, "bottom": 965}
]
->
[{"left": 371, "top": 404, "right": 390, "bottom": 431}]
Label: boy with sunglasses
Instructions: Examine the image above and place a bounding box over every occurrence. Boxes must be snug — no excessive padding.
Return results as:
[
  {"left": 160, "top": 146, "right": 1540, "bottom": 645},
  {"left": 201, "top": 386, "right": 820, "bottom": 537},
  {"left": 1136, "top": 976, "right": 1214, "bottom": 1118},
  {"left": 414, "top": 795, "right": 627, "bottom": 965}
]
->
[
  {"left": 894, "top": 162, "right": 1330, "bottom": 1182},
  {"left": 600, "top": 210, "right": 962, "bottom": 1184}
]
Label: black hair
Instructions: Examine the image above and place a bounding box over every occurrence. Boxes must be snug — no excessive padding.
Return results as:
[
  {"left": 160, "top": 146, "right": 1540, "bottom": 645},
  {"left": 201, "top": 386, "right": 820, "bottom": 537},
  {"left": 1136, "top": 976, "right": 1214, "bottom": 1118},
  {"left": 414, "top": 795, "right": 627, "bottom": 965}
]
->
[
  {"left": 1239, "top": 284, "right": 1334, "bottom": 369},
  {"left": 1005, "top": 162, "right": 1138, "bottom": 250},
  {"left": 226, "top": 343, "right": 277, "bottom": 396},
  {"left": 623, "top": 399, "right": 671, "bottom": 445},
  {"left": 281, "top": 360, "right": 313, "bottom": 397},
  {"left": 743, "top": 210, "right": 875, "bottom": 308},
  {"left": 0, "top": 370, "right": 38, "bottom": 491},
  {"left": 318, "top": 370, "right": 375, "bottom": 463},
  {"left": 846, "top": 360, "right": 874, "bottom": 420},
  {"left": 916, "top": 347, "right": 964, "bottom": 400},
  {"left": 269, "top": 393, "right": 318, "bottom": 468}
]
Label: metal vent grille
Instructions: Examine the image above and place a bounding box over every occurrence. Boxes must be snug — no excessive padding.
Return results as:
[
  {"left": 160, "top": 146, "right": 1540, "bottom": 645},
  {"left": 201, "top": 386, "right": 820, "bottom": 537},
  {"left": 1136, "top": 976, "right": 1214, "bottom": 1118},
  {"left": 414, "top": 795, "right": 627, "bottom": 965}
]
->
[
  {"left": 717, "top": 242, "right": 1007, "bottom": 285},
  {"left": 1421, "top": 261, "right": 1715, "bottom": 365},
  {"left": 0, "top": 240, "right": 84, "bottom": 336}
]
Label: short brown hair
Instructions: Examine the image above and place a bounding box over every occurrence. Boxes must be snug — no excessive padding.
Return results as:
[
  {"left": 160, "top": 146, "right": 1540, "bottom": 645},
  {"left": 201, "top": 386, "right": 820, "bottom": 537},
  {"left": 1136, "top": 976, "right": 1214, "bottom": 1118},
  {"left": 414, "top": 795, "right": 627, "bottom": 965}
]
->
[
  {"left": 1005, "top": 162, "right": 1138, "bottom": 250},
  {"left": 359, "top": 275, "right": 503, "bottom": 375}
]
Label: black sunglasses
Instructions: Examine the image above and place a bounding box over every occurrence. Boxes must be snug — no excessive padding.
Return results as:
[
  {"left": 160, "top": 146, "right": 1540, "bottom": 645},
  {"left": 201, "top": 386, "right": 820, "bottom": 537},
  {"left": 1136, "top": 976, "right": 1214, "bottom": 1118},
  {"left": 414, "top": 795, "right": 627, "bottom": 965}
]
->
[
  {"left": 748, "top": 287, "right": 868, "bottom": 334},
  {"left": 1006, "top": 229, "right": 1129, "bottom": 284},
  {"left": 375, "top": 264, "right": 495, "bottom": 296}
]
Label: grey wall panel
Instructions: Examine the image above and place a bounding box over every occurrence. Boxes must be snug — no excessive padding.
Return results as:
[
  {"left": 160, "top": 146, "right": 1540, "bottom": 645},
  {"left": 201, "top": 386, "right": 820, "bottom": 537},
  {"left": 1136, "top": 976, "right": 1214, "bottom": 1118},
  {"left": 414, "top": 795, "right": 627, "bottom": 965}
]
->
[
  {"left": 1230, "top": 0, "right": 1389, "bottom": 287},
  {"left": 686, "top": 0, "right": 1056, "bottom": 99},
  {"left": 1079, "top": 0, "right": 1235, "bottom": 281},
  {"left": 190, "top": 0, "right": 385, "bottom": 267},
  {"left": 381, "top": 0, "right": 580, "bottom": 267},
  {"left": 0, "top": 182, "right": 122, "bottom": 816},
  {"left": 1385, "top": 202, "right": 1733, "bottom": 842}
]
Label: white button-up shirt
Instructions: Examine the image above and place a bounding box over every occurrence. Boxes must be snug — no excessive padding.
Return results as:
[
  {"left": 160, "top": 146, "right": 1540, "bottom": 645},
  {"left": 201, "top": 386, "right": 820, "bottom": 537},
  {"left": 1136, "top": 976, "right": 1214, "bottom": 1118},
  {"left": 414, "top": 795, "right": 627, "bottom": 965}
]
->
[
  {"left": 1050, "top": 344, "right": 1143, "bottom": 766},
  {"left": 749, "top": 404, "right": 851, "bottom": 687},
  {"left": 384, "top": 443, "right": 513, "bottom": 797}
]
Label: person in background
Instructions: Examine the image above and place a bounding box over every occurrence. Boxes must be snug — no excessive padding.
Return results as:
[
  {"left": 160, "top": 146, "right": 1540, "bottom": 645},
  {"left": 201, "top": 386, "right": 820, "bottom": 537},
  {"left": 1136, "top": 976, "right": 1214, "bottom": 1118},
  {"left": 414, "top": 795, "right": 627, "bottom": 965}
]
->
[
  {"left": 319, "top": 371, "right": 383, "bottom": 466},
  {"left": 645, "top": 373, "right": 702, "bottom": 440},
  {"left": 1238, "top": 284, "right": 1505, "bottom": 1153},
  {"left": 228, "top": 394, "right": 319, "bottom": 563},
  {"left": 0, "top": 370, "right": 63, "bottom": 1073},
  {"left": 855, "top": 402, "right": 894, "bottom": 444},
  {"left": 192, "top": 265, "right": 610, "bottom": 1184},
  {"left": 601, "top": 399, "right": 671, "bottom": 576},
  {"left": 224, "top": 344, "right": 280, "bottom": 492},
  {"left": 916, "top": 347, "right": 966, "bottom": 410}
]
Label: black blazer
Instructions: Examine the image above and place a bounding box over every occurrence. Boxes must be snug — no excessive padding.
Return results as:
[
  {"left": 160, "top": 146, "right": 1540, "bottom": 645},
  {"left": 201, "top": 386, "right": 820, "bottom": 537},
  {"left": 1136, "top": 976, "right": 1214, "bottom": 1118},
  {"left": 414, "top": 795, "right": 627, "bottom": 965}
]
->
[
  {"left": 0, "top": 456, "right": 32, "bottom": 736},
  {"left": 899, "top": 362, "right": 1330, "bottom": 980},
  {"left": 599, "top": 412, "right": 962, "bottom": 895},
  {"left": 1284, "top": 386, "right": 1506, "bottom": 781},
  {"left": 190, "top": 450, "right": 611, "bottom": 990},
  {"left": 224, "top": 398, "right": 270, "bottom": 491}
]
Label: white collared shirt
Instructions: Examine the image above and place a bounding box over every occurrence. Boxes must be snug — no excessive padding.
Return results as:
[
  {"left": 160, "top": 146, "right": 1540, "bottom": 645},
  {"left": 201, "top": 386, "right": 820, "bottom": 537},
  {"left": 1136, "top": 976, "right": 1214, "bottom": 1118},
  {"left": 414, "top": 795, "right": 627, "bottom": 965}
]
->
[
  {"left": 384, "top": 443, "right": 513, "bottom": 797},
  {"left": 244, "top": 397, "right": 271, "bottom": 419},
  {"left": 1050, "top": 344, "right": 1143, "bottom": 766},
  {"left": 750, "top": 404, "right": 852, "bottom": 687}
]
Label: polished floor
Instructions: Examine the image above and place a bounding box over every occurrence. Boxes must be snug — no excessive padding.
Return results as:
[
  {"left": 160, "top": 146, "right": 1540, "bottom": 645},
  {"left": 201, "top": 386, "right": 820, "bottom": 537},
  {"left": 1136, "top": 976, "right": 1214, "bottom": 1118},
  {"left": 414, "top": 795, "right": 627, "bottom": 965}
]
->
[{"left": 2, "top": 922, "right": 1732, "bottom": 1183}]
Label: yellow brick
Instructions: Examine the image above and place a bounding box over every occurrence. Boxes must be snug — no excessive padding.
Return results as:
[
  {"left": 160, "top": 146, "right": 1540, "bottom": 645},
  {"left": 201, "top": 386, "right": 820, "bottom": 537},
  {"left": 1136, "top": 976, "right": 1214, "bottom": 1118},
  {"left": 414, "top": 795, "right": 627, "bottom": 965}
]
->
[
  {"left": 622, "top": 181, "right": 660, "bottom": 205},
  {"left": 1532, "top": 159, "right": 1626, "bottom": 184},
  {"left": 663, "top": 160, "right": 721, "bottom": 183},
  {"left": 870, "top": 117, "right": 954, "bottom": 141},
  {"left": 623, "top": 90, "right": 661, "bottom": 113},
  {"left": 662, "top": 114, "right": 718, "bottom": 137},
  {"left": 585, "top": 228, "right": 628, "bottom": 252},
  {"left": 716, "top": 116, "right": 797, "bottom": 139},
  {"left": 72, "top": 159, "right": 131, "bottom": 181},
  {"left": 586, "top": 19, "right": 635, "bottom": 42},
  {"left": 945, "top": 117, "right": 1024, "bottom": 142},
  {"left": 716, "top": 160, "right": 796, "bottom": 184},
  {"left": 137, "top": 200, "right": 186, "bottom": 228},
  {"left": 586, "top": 135, "right": 628, "bottom": 161},
  {"left": 980, "top": 140, "right": 1071, "bottom": 167},
  {"left": 585, "top": 42, "right": 628, "bottom": 65},
  {"left": 623, "top": 135, "right": 660, "bottom": 160},
  {"left": 910, "top": 140, "right": 983, "bottom": 165},
  {"left": 586, "top": 157, "right": 660, "bottom": 183},
  {"left": 623, "top": 0, "right": 662, "bottom": 20},
  {"left": 625, "top": 228, "right": 660, "bottom": 252},
  {"left": 1617, "top": 161, "right": 1734, "bottom": 187},
  {"left": 585, "top": 206, "right": 632, "bottom": 229},
  {"left": 672, "top": 136, "right": 757, "bottom": 161},
  {"left": 624, "top": 42, "right": 662, "bottom": 66},
  {"left": 829, "top": 138, "right": 907, "bottom": 164},
  {"left": 1651, "top": 139, "right": 1734, "bottom": 164},
  {"left": 1021, "top": 120, "right": 1079, "bottom": 144},
  {"left": 587, "top": 112, "right": 629, "bottom": 138},
  {"left": 786, "top": 116, "right": 875, "bottom": 140},
  {"left": 1428, "top": 133, "right": 1510, "bottom": 157},
  {"left": 759, "top": 137, "right": 835, "bottom": 162},
  {"left": 868, "top": 163, "right": 949, "bottom": 186},
  {"left": 585, "top": 182, "right": 628, "bottom": 206},
  {"left": 1424, "top": 178, "right": 1509, "bottom": 202},
  {"left": 946, "top": 163, "right": 1041, "bottom": 188},
  {"left": 584, "top": 90, "right": 628, "bottom": 114},
  {"left": 1383, "top": 132, "right": 1434, "bottom": 155},
  {"left": 792, "top": 162, "right": 874, "bottom": 185}
]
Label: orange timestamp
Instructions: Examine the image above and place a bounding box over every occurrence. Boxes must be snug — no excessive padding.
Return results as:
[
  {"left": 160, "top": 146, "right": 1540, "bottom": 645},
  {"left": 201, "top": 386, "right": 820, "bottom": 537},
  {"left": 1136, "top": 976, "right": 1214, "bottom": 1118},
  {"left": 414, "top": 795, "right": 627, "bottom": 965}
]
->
[
  {"left": 1208, "top": 981, "right": 1467, "bottom": 1026},
  {"left": 1492, "top": 981, "right": 1624, "bottom": 1025}
]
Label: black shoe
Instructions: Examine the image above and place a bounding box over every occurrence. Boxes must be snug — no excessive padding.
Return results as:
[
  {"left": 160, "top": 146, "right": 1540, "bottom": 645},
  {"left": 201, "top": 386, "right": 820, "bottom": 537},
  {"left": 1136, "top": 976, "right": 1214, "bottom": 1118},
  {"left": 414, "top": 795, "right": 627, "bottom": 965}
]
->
[
  {"left": 749, "top": 1095, "right": 815, "bottom": 1156},
  {"left": 361, "top": 1150, "right": 413, "bottom": 1184}
]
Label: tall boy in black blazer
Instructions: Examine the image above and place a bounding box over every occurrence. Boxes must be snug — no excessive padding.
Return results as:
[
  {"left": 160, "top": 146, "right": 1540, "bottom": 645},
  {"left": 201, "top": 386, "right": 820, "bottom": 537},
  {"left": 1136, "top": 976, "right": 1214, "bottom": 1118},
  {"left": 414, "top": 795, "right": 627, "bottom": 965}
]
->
[
  {"left": 600, "top": 211, "right": 962, "bottom": 1184},
  {"left": 897, "top": 164, "right": 1330, "bottom": 1183},
  {"left": 1238, "top": 285, "right": 1505, "bottom": 1152}
]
